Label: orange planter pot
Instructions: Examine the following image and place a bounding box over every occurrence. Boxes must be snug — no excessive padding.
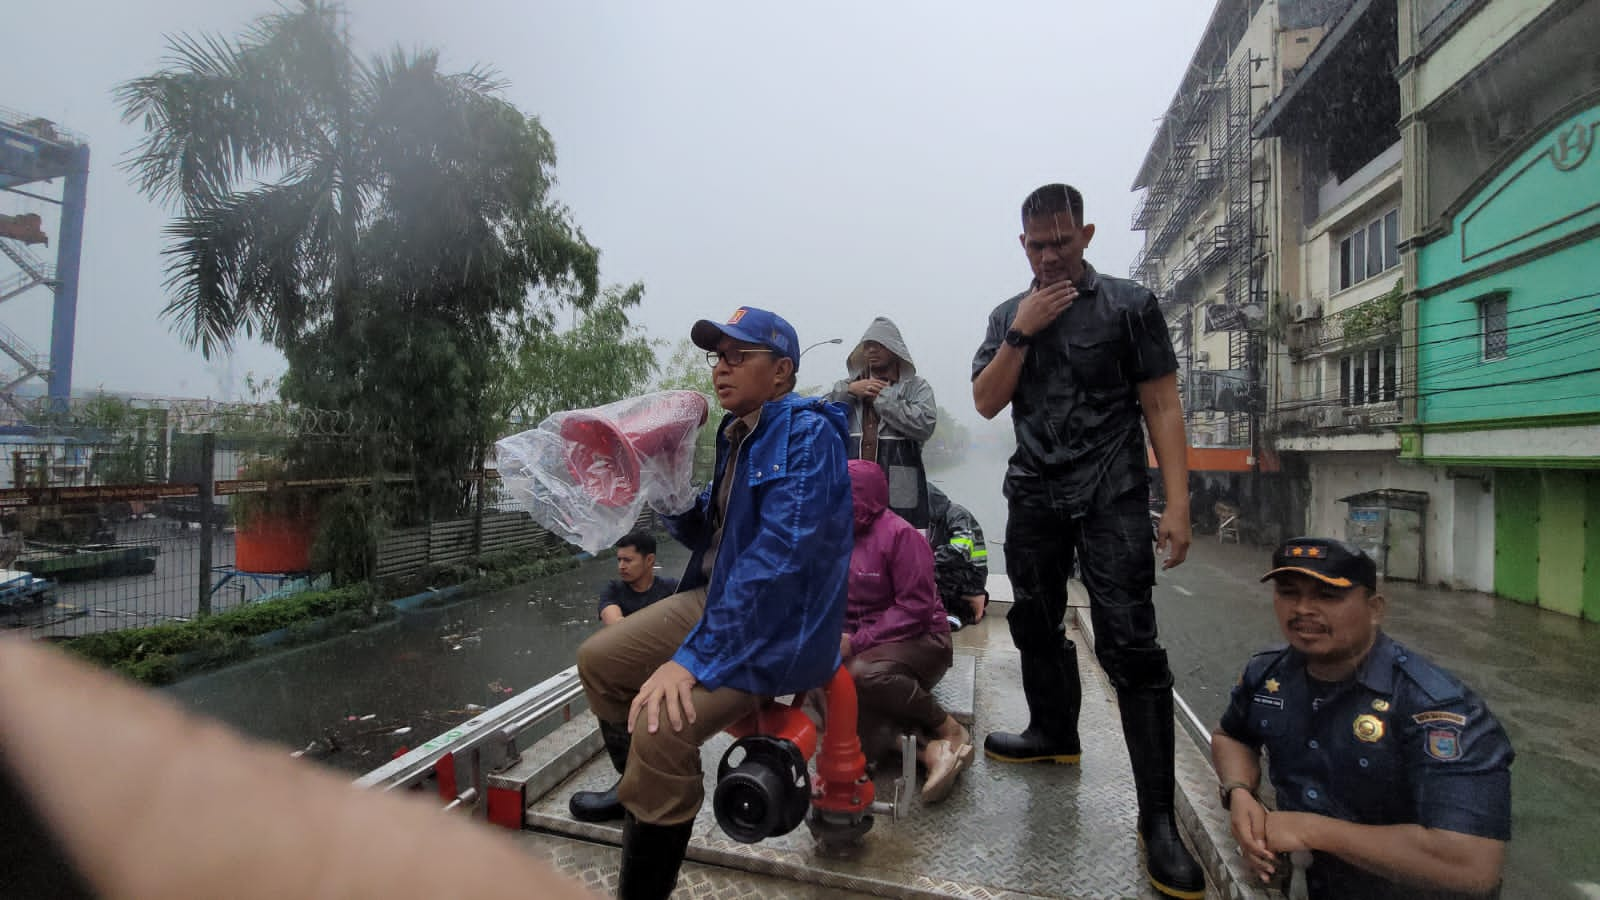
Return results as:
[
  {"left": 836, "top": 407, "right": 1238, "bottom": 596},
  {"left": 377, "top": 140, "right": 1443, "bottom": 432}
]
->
[{"left": 235, "top": 515, "right": 315, "bottom": 574}]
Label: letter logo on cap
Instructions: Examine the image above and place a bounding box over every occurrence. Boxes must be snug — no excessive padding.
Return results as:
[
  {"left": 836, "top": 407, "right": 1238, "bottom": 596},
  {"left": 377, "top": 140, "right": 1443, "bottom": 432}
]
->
[{"left": 727, "top": 308, "right": 748, "bottom": 325}]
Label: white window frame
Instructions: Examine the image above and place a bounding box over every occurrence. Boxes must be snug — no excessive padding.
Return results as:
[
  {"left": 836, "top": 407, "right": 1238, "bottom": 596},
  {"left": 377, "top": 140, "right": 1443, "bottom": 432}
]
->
[
  {"left": 1339, "top": 343, "right": 1401, "bottom": 407},
  {"left": 1337, "top": 207, "right": 1401, "bottom": 291}
]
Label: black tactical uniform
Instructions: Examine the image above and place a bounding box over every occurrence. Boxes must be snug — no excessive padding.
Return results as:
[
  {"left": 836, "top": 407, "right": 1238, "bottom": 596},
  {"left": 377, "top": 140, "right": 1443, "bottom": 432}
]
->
[{"left": 973, "top": 261, "right": 1199, "bottom": 897}]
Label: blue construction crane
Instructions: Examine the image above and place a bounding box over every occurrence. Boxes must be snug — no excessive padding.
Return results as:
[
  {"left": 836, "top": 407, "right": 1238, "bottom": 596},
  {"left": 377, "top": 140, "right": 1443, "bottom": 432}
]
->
[{"left": 0, "top": 106, "right": 88, "bottom": 416}]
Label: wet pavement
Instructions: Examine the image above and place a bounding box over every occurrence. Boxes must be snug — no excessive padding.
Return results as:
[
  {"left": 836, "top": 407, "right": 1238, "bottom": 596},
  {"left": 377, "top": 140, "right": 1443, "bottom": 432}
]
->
[
  {"left": 1151, "top": 538, "right": 1600, "bottom": 900},
  {"left": 165, "top": 545, "right": 692, "bottom": 772}
]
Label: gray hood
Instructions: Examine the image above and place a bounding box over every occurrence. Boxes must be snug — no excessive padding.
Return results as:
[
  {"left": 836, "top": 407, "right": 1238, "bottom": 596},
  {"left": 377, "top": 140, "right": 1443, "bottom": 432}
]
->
[{"left": 846, "top": 317, "right": 917, "bottom": 378}]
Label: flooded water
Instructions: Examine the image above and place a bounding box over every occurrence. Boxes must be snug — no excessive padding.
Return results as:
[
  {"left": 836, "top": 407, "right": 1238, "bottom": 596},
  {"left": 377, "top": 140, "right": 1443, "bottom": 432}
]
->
[
  {"left": 163, "top": 449, "right": 1013, "bottom": 775},
  {"left": 166, "top": 548, "right": 686, "bottom": 773}
]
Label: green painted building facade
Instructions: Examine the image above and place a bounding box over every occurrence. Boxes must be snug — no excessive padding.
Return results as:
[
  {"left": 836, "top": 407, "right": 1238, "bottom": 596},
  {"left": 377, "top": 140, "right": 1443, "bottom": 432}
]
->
[{"left": 1404, "top": 96, "right": 1600, "bottom": 620}]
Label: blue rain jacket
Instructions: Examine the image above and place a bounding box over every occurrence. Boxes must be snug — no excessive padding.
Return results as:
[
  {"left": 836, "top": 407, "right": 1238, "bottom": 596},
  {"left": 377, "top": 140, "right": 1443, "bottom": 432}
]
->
[{"left": 665, "top": 393, "right": 852, "bottom": 695}]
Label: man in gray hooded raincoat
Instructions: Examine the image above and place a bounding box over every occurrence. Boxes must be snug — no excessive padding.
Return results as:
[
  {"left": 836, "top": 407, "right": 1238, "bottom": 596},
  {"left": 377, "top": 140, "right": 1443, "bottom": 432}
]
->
[{"left": 827, "top": 317, "right": 938, "bottom": 529}]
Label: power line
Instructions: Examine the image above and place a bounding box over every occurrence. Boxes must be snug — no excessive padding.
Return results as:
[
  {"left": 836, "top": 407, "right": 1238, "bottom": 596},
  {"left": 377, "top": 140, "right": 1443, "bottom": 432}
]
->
[
  {"left": 1257, "top": 295, "right": 1600, "bottom": 360},
  {"left": 1271, "top": 359, "right": 1600, "bottom": 414},
  {"left": 1268, "top": 324, "right": 1600, "bottom": 411},
  {"left": 1180, "top": 288, "right": 1600, "bottom": 358},
  {"left": 1284, "top": 317, "right": 1600, "bottom": 402}
]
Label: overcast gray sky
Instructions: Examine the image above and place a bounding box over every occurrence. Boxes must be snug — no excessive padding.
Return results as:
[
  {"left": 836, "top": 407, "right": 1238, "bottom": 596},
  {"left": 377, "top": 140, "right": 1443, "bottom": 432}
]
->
[{"left": 2, "top": 1, "right": 1214, "bottom": 424}]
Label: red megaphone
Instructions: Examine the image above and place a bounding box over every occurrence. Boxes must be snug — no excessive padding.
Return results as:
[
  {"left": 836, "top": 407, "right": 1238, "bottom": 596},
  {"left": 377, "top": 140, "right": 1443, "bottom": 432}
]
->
[{"left": 559, "top": 391, "right": 709, "bottom": 508}]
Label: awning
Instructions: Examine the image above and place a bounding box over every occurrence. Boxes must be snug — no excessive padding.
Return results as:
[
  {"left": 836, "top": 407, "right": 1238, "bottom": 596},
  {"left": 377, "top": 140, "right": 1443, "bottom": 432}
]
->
[{"left": 1146, "top": 445, "right": 1280, "bottom": 473}]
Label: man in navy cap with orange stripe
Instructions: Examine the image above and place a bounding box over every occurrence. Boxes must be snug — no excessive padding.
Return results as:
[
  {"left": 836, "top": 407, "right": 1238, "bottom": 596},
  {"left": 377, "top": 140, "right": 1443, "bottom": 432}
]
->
[
  {"left": 577, "top": 306, "right": 854, "bottom": 900},
  {"left": 1212, "top": 537, "right": 1514, "bottom": 899}
]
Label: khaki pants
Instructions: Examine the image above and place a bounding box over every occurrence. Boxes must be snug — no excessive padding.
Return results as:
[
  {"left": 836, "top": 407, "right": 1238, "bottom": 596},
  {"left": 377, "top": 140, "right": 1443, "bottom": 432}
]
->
[{"left": 576, "top": 588, "right": 763, "bottom": 826}]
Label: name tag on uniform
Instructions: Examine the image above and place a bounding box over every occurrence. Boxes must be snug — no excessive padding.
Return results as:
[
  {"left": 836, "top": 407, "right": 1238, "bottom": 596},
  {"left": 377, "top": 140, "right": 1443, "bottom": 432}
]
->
[{"left": 1252, "top": 694, "right": 1284, "bottom": 708}]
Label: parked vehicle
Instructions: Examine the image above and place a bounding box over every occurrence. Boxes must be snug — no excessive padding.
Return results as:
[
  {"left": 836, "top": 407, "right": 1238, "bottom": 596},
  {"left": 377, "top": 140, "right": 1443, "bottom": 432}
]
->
[{"left": 0, "top": 569, "right": 54, "bottom": 607}]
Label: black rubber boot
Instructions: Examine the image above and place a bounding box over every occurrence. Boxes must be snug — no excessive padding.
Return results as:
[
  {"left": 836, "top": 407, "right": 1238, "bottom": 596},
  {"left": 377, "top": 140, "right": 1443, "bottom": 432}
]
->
[
  {"left": 1117, "top": 653, "right": 1205, "bottom": 899},
  {"left": 984, "top": 638, "right": 1083, "bottom": 764},
  {"left": 617, "top": 813, "right": 693, "bottom": 900},
  {"left": 570, "top": 720, "right": 630, "bottom": 823}
]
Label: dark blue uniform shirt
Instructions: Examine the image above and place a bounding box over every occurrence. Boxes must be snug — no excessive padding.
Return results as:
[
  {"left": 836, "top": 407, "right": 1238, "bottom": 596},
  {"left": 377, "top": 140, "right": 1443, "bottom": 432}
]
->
[{"left": 1220, "top": 632, "right": 1513, "bottom": 899}]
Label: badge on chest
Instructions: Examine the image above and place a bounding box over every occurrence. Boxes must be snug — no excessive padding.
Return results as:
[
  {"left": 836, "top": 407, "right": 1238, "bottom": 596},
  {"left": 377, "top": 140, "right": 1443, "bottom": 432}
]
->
[{"left": 1352, "top": 714, "right": 1386, "bottom": 743}]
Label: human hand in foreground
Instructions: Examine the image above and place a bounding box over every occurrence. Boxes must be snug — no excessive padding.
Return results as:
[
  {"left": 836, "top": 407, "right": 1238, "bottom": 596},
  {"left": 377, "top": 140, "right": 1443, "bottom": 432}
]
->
[{"left": 0, "top": 637, "right": 597, "bottom": 900}]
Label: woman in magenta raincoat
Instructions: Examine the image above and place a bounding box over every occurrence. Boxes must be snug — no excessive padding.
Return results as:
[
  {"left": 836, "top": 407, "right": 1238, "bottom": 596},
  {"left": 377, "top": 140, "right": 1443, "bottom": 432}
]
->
[{"left": 842, "top": 459, "right": 973, "bottom": 803}]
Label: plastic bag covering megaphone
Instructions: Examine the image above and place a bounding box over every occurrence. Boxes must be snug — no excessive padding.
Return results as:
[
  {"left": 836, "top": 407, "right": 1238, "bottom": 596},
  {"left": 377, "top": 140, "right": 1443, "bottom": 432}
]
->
[{"left": 495, "top": 391, "right": 710, "bottom": 553}]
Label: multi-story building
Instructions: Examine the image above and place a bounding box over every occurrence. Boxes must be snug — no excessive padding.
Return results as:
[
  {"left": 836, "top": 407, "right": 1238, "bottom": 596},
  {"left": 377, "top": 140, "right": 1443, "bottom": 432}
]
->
[
  {"left": 1131, "top": 0, "right": 1362, "bottom": 536},
  {"left": 1249, "top": 0, "right": 1456, "bottom": 582},
  {"left": 1397, "top": 0, "right": 1600, "bottom": 619}
]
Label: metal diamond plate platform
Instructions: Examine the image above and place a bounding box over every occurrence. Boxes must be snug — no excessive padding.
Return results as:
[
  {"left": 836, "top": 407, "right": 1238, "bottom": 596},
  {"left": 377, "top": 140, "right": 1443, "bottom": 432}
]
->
[
  {"left": 517, "top": 830, "right": 882, "bottom": 898},
  {"left": 522, "top": 604, "right": 1237, "bottom": 899}
]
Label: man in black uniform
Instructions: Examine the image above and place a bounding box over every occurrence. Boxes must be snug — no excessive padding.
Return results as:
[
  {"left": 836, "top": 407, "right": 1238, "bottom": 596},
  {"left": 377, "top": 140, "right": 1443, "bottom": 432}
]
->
[
  {"left": 568, "top": 531, "right": 679, "bottom": 822},
  {"left": 927, "top": 485, "right": 990, "bottom": 627},
  {"left": 1214, "top": 538, "right": 1513, "bottom": 898},
  {"left": 972, "top": 183, "right": 1199, "bottom": 898}
]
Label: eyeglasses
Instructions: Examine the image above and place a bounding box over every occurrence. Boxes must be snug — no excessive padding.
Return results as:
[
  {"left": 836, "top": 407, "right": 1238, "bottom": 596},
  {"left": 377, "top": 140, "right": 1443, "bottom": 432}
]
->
[{"left": 705, "top": 348, "right": 775, "bottom": 368}]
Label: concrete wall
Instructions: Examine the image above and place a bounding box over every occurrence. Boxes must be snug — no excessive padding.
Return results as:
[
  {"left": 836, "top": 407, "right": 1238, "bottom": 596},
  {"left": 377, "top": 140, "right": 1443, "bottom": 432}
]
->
[
  {"left": 1300, "top": 450, "right": 1456, "bottom": 585},
  {"left": 1449, "top": 474, "right": 1495, "bottom": 594},
  {"left": 1411, "top": 0, "right": 1560, "bottom": 111}
]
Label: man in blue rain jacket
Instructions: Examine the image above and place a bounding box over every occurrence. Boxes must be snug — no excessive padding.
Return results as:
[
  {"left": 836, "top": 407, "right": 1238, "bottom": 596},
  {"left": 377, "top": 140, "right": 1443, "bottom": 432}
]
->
[{"left": 577, "top": 305, "right": 852, "bottom": 900}]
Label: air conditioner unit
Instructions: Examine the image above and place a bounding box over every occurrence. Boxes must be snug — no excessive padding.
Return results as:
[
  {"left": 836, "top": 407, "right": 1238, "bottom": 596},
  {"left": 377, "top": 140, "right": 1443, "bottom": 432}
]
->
[
  {"left": 1313, "top": 407, "right": 1343, "bottom": 428},
  {"left": 1285, "top": 323, "right": 1312, "bottom": 351},
  {"left": 1293, "top": 301, "right": 1324, "bottom": 323},
  {"left": 1346, "top": 411, "right": 1371, "bottom": 428}
]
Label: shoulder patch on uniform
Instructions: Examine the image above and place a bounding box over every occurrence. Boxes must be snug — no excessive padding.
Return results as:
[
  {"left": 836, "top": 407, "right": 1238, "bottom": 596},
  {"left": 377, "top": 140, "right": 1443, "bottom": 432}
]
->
[
  {"left": 1426, "top": 727, "right": 1463, "bottom": 761},
  {"left": 1395, "top": 647, "right": 1463, "bottom": 703},
  {"left": 1412, "top": 710, "right": 1467, "bottom": 727}
]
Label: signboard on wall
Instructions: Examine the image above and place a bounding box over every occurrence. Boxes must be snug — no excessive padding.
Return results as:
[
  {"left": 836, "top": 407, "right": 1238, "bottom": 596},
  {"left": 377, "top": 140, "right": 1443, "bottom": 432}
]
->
[
  {"left": 1202, "top": 302, "right": 1265, "bottom": 332},
  {"left": 1186, "top": 369, "right": 1255, "bottom": 413}
]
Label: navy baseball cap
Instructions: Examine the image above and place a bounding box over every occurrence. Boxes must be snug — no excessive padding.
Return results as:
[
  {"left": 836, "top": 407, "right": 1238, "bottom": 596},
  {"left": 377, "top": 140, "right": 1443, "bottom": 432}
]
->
[
  {"left": 1261, "top": 537, "right": 1378, "bottom": 591},
  {"left": 691, "top": 306, "right": 801, "bottom": 371}
]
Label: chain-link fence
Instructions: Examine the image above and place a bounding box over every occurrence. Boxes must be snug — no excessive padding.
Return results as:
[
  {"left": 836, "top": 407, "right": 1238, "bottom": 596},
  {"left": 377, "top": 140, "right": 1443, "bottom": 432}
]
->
[{"left": 2, "top": 428, "right": 613, "bottom": 639}]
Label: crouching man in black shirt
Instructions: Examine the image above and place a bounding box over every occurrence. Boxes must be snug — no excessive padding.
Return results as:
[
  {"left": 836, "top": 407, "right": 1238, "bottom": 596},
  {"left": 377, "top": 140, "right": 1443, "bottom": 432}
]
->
[{"left": 569, "top": 532, "right": 679, "bottom": 822}]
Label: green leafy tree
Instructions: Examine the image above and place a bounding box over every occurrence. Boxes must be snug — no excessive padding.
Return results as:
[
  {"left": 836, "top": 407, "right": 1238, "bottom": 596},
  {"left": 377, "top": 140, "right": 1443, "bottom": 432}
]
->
[
  {"left": 119, "top": 1, "right": 602, "bottom": 523},
  {"left": 654, "top": 338, "right": 714, "bottom": 396},
  {"left": 498, "top": 283, "right": 658, "bottom": 429}
]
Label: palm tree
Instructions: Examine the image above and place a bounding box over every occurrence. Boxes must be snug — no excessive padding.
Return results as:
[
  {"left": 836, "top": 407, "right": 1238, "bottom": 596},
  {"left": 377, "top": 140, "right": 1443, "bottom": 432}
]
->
[
  {"left": 117, "top": 0, "right": 597, "bottom": 359},
  {"left": 118, "top": 0, "right": 603, "bottom": 521}
]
